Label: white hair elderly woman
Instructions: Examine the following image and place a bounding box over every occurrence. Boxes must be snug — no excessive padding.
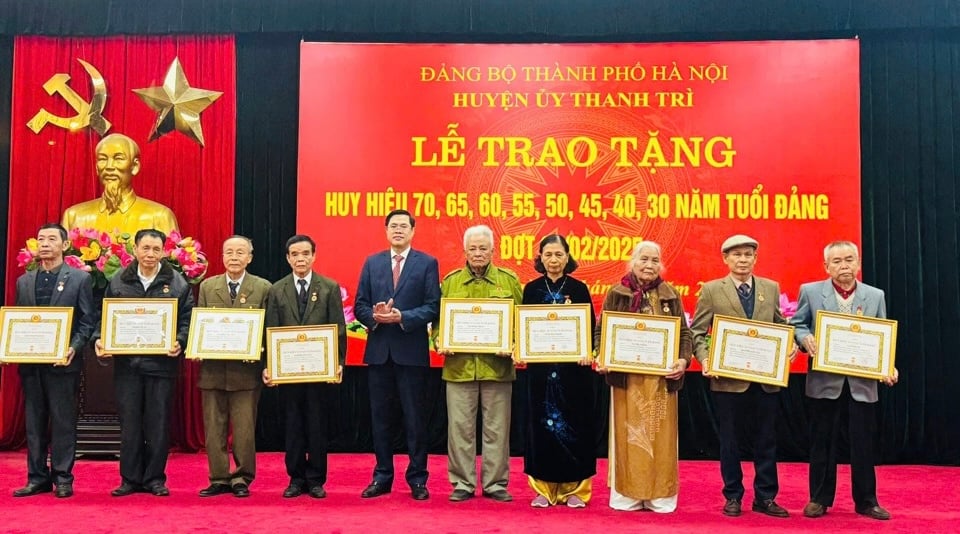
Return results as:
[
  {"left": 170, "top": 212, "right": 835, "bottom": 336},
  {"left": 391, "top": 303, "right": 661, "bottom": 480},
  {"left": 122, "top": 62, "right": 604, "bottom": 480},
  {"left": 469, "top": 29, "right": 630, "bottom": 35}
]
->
[{"left": 594, "top": 240, "right": 693, "bottom": 513}]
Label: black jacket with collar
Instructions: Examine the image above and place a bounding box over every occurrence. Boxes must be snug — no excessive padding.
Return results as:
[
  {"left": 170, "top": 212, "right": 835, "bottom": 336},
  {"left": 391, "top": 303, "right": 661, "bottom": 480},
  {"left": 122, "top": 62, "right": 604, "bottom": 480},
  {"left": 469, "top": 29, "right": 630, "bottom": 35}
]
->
[{"left": 103, "top": 260, "right": 194, "bottom": 377}]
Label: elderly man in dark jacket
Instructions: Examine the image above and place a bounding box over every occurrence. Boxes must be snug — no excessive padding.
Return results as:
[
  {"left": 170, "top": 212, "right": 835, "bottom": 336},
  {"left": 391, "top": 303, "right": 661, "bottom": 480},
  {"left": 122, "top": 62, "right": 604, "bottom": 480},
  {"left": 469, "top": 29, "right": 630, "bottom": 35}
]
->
[{"left": 96, "top": 229, "right": 193, "bottom": 497}]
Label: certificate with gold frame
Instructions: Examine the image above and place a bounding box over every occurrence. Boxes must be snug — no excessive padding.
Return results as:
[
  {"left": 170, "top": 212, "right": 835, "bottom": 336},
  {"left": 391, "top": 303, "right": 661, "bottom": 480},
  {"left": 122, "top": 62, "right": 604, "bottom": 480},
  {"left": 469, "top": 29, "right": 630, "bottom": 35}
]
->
[
  {"left": 0, "top": 307, "right": 74, "bottom": 364},
  {"left": 186, "top": 308, "right": 265, "bottom": 361},
  {"left": 101, "top": 298, "right": 177, "bottom": 355},
  {"left": 515, "top": 304, "right": 591, "bottom": 363},
  {"left": 438, "top": 298, "right": 514, "bottom": 354},
  {"left": 598, "top": 311, "right": 680, "bottom": 375},
  {"left": 813, "top": 310, "right": 897, "bottom": 380},
  {"left": 266, "top": 325, "right": 341, "bottom": 384},
  {"left": 706, "top": 315, "right": 793, "bottom": 388}
]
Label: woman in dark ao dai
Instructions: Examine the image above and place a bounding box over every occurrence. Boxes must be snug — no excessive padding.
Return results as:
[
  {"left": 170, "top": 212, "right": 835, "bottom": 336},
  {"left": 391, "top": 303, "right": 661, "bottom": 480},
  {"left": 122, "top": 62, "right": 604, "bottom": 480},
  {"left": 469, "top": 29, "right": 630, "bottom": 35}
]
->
[{"left": 520, "top": 234, "right": 597, "bottom": 508}]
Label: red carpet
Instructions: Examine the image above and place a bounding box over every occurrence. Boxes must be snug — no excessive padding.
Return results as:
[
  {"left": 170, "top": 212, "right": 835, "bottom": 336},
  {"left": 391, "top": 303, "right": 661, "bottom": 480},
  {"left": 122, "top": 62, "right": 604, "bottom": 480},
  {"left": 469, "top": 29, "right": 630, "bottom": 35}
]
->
[{"left": 0, "top": 451, "right": 955, "bottom": 533}]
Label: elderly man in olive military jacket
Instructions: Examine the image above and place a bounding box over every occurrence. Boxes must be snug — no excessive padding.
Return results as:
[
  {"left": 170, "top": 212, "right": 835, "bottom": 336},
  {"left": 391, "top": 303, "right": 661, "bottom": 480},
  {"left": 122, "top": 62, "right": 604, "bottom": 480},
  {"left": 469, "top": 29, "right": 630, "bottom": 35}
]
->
[{"left": 439, "top": 225, "right": 522, "bottom": 504}]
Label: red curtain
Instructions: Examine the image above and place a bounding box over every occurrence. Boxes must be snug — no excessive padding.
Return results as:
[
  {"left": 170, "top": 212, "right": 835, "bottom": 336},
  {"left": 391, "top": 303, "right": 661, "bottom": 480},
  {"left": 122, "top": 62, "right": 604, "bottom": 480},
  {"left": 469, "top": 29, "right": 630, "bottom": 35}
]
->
[{"left": 1, "top": 35, "right": 236, "bottom": 450}]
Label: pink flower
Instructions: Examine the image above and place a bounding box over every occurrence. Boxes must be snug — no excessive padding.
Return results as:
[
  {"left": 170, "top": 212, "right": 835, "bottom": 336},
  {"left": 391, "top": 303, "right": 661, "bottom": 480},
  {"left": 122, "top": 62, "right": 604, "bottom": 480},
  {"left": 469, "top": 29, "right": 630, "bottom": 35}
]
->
[
  {"left": 185, "top": 263, "right": 207, "bottom": 278},
  {"left": 64, "top": 255, "right": 90, "bottom": 271},
  {"left": 119, "top": 251, "right": 134, "bottom": 267},
  {"left": 779, "top": 293, "right": 798, "bottom": 319},
  {"left": 95, "top": 254, "right": 110, "bottom": 271},
  {"left": 164, "top": 230, "right": 183, "bottom": 253},
  {"left": 340, "top": 286, "right": 356, "bottom": 323},
  {"left": 16, "top": 248, "right": 36, "bottom": 267}
]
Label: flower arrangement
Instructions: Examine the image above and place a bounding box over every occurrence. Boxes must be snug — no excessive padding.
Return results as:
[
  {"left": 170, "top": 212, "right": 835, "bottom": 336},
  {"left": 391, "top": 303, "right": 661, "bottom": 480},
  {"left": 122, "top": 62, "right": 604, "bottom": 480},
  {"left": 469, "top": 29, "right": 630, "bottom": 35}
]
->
[
  {"left": 17, "top": 227, "right": 208, "bottom": 288},
  {"left": 340, "top": 286, "right": 358, "bottom": 327},
  {"left": 779, "top": 292, "right": 798, "bottom": 319},
  {"left": 162, "top": 230, "right": 209, "bottom": 284}
]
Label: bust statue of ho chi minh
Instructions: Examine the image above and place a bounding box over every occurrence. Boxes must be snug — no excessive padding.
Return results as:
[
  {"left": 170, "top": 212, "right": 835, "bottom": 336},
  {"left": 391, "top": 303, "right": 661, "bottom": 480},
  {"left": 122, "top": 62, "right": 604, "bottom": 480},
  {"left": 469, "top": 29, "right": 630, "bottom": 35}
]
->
[{"left": 61, "top": 133, "right": 179, "bottom": 237}]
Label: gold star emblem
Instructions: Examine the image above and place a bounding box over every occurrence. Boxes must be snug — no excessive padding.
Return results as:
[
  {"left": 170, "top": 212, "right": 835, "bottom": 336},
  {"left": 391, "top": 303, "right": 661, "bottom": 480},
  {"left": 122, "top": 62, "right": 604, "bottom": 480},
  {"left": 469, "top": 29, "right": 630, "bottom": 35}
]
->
[{"left": 133, "top": 57, "right": 222, "bottom": 147}]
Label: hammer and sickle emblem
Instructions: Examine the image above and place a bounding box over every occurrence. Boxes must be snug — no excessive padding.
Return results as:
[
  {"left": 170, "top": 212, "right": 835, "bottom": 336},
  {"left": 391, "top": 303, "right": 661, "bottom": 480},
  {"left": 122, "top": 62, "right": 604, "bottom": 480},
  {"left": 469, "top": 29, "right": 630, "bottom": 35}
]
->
[{"left": 27, "top": 59, "right": 111, "bottom": 135}]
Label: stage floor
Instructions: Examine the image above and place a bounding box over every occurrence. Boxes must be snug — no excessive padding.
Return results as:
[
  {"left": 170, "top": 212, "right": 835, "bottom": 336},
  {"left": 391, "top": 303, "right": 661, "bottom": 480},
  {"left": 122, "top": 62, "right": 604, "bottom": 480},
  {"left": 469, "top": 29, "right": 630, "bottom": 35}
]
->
[{"left": 0, "top": 452, "right": 956, "bottom": 533}]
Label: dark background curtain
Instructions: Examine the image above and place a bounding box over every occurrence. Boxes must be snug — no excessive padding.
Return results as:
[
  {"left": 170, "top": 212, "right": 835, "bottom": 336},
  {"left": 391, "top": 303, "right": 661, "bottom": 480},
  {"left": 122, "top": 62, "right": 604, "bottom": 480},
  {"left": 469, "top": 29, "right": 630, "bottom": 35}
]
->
[{"left": 1, "top": 1, "right": 958, "bottom": 465}]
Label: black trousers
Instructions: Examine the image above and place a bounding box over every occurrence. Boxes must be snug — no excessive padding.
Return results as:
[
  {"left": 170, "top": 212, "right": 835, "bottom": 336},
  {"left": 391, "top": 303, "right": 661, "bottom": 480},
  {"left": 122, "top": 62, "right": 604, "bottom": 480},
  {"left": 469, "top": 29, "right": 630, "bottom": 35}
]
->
[
  {"left": 280, "top": 382, "right": 332, "bottom": 488},
  {"left": 368, "top": 359, "right": 430, "bottom": 487},
  {"left": 807, "top": 382, "right": 878, "bottom": 508},
  {"left": 712, "top": 383, "right": 780, "bottom": 501},
  {"left": 20, "top": 367, "right": 80, "bottom": 486},
  {"left": 114, "top": 369, "right": 175, "bottom": 488}
]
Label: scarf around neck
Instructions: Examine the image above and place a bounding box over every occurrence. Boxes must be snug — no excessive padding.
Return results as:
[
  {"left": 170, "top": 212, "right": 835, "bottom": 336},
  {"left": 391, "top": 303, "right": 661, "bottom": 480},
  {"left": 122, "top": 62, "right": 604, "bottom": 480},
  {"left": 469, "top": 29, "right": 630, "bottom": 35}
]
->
[{"left": 622, "top": 273, "right": 663, "bottom": 313}]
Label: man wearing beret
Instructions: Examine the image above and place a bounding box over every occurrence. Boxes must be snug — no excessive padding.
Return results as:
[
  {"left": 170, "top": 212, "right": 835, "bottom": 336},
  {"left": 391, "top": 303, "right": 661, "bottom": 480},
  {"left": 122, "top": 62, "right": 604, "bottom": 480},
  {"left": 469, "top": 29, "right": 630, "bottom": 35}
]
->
[{"left": 690, "top": 234, "right": 795, "bottom": 518}]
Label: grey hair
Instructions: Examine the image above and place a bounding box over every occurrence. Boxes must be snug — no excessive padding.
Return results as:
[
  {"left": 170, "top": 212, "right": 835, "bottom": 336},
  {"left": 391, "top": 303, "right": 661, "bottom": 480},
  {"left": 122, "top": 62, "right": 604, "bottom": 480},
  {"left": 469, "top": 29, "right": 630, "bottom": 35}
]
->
[
  {"left": 628, "top": 240, "right": 665, "bottom": 273},
  {"left": 223, "top": 235, "right": 254, "bottom": 253},
  {"left": 823, "top": 240, "right": 859, "bottom": 262},
  {"left": 463, "top": 225, "right": 494, "bottom": 249}
]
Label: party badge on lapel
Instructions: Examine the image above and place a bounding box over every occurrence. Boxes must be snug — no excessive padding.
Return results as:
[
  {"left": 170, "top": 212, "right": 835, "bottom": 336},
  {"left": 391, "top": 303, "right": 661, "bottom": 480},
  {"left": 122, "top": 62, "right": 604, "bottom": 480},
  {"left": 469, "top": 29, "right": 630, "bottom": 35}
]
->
[
  {"left": 163, "top": 285, "right": 170, "bottom": 294},
  {"left": 311, "top": 292, "right": 318, "bottom": 302},
  {"left": 239, "top": 294, "right": 247, "bottom": 304},
  {"left": 57, "top": 283, "right": 64, "bottom": 292},
  {"left": 856, "top": 306, "right": 863, "bottom": 316},
  {"left": 757, "top": 291, "right": 765, "bottom": 302},
  {"left": 662, "top": 303, "right": 670, "bottom": 314}
]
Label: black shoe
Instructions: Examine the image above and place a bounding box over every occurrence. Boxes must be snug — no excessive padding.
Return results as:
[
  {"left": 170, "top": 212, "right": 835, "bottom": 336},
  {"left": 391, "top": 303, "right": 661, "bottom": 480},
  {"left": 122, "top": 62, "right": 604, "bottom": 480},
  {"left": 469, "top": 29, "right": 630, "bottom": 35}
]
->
[
  {"left": 723, "top": 498, "right": 742, "bottom": 516},
  {"left": 308, "top": 485, "right": 327, "bottom": 499},
  {"left": 148, "top": 484, "right": 170, "bottom": 497},
  {"left": 361, "top": 481, "right": 392, "bottom": 498},
  {"left": 111, "top": 483, "right": 141, "bottom": 497},
  {"left": 199, "top": 483, "right": 232, "bottom": 497},
  {"left": 13, "top": 483, "right": 52, "bottom": 497},
  {"left": 55, "top": 483, "right": 74, "bottom": 498},
  {"left": 232, "top": 483, "right": 250, "bottom": 498},
  {"left": 449, "top": 489, "right": 474, "bottom": 502},
  {"left": 482, "top": 489, "right": 513, "bottom": 502},
  {"left": 752, "top": 499, "right": 789, "bottom": 518},
  {"left": 283, "top": 483, "right": 304, "bottom": 498},
  {"left": 411, "top": 484, "right": 429, "bottom": 500}
]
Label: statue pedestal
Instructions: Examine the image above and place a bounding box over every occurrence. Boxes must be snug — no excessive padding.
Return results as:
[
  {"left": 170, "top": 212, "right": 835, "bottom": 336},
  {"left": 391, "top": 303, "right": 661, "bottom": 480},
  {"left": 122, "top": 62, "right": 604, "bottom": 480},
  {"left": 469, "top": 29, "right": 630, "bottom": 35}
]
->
[{"left": 77, "top": 347, "right": 120, "bottom": 456}]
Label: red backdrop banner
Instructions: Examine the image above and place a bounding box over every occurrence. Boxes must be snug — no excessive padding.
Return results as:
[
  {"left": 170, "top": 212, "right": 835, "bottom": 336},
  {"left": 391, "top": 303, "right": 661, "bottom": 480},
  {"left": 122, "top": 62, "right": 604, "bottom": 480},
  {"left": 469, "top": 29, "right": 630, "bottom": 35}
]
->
[
  {"left": 298, "top": 41, "right": 861, "bottom": 369},
  {"left": 1, "top": 35, "right": 236, "bottom": 450}
]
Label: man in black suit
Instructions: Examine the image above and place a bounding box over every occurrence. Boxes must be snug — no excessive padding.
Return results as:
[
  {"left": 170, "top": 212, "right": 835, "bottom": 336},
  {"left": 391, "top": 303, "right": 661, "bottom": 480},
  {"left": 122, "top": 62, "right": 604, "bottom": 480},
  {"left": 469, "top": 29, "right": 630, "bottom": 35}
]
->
[
  {"left": 11, "top": 223, "right": 97, "bottom": 498},
  {"left": 355, "top": 209, "right": 440, "bottom": 501},
  {"left": 264, "top": 234, "right": 347, "bottom": 499}
]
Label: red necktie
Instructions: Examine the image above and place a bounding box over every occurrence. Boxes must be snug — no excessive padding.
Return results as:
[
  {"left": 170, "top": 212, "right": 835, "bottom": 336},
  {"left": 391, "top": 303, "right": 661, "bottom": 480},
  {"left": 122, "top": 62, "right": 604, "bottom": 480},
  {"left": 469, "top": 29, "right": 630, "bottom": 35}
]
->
[{"left": 392, "top": 255, "right": 404, "bottom": 289}]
